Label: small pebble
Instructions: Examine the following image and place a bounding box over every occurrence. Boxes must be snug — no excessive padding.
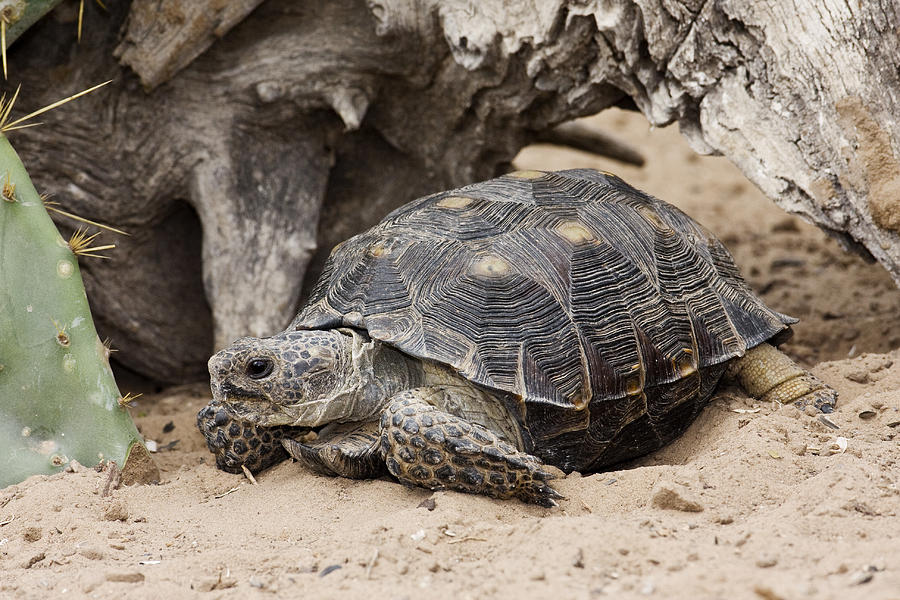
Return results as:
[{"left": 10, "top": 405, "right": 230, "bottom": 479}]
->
[
  {"left": 756, "top": 557, "right": 778, "bottom": 568},
  {"left": 195, "top": 576, "right": 237, "bottom": 592},
  {"left": 715, "top": 515, "right": 734, "bottom": 525},
  {"left": 22, "top": 553, "right": 45, "bottom": 569},
  {"left": 103, "top": 500, "right": 129, "bottom": 522},
  {"left": 23, "top": 526, "right": 42, "bottom": 542},
  {"left": 845, "top": 370, "right": 869, "bottom": 384},
  {"left": 651, "top": 481, "right": 704, "bottom": 512},
  {"left": 319, "top": 564, "right": 342, "bottom": 577},
  {"left": 65, "top": 460, "right": 86, "bottom": 473},
  {"left": 417, "top": 498, "right": 436, "bottom": 511},
  {"left": 79, "top": 547, "right": 105, "bottom": 560},
  {"left": 849, "top": 566, "right": 878, "bottom": 586}
]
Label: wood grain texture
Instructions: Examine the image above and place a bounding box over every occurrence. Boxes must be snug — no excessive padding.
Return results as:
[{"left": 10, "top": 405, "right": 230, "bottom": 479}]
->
[{"left": 115, "top": 0, "right": 266, "bottom": 90}]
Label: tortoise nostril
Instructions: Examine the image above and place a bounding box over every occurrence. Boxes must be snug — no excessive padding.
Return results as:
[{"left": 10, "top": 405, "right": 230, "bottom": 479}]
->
[{"left": 246, "top": 358, "right": 274, "bottom": 380}]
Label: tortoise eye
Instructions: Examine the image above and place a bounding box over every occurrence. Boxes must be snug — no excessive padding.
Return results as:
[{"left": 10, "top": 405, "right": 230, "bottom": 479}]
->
[{"left": 246, "top": 358, "right": 274, "bottom": 380}]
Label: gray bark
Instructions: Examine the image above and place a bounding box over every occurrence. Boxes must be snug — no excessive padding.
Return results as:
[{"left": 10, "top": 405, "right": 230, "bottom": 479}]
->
[{"left": 5, "top": 0, "right": 899, "bottom": 382}]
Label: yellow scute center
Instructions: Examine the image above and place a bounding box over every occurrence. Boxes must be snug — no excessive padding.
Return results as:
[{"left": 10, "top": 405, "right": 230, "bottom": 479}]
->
[
  {"left": 469, "top": 254, "right": 512, "bottom": 277},
  {"left": 554, "top": 221, "right": 593, "bottom": 244},
  {"left": 437, "top": 195, "right": 474, "bottom": 209}
]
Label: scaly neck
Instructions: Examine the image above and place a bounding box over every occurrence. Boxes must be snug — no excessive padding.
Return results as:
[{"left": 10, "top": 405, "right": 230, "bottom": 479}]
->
[{"left": 319, "top": 329, "right": 424, "bottom": 424}]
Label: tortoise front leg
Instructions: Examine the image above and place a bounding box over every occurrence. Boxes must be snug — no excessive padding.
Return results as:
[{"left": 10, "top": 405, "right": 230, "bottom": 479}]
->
[
  {"left": 379, "top": 389, "right": 562, "bottom": 507},
  {"left": 729, "top": 343, "right": 837, "bottom": 412},
  {"left": 282, "top": 421, "right": 387, "bottom": 479}
]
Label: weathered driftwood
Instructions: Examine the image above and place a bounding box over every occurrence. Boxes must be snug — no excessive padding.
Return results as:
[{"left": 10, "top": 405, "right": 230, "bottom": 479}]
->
[
  {"left": 5, "top": 0, "right": 899, "bottom": 382},
  {"left": 115, "top": 0, "right": 265, "bottom": 90}
]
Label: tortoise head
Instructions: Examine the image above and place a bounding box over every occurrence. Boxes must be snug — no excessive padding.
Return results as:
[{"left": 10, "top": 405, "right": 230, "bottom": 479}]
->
[
  {"left": 206, "top": 329, "right": 366, "bottom": 428},
  {"left": 199, "top": 328, "right": 380, "bottom": 474}
]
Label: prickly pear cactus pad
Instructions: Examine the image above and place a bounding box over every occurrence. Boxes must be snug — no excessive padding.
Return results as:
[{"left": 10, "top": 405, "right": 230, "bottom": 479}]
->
[
  {"left": 0, "top": 133, "right": 152, "bottom": 488},
  {"left": 1, "top": 1, "right": 65, "bottom": 47}
]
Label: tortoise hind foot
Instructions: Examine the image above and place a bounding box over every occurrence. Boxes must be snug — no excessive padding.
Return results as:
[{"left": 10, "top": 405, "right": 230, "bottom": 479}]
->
[
  {"left": 730, "top": 343, "right": 838, "bottom": 413},
  {"left": 380, "top": 392, "right": 562, "bottom": 507},
  {"left": 282, "top": 421, "right": 386, "bottom": 479}
]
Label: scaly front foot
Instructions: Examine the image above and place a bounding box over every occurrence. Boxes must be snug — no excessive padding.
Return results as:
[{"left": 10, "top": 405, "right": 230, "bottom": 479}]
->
[
  {"left": 380, "top": 392, "right": 562, "bottom": 507},
  {"left": 197, "top": 400, "right": 296, "bottom": 473}
]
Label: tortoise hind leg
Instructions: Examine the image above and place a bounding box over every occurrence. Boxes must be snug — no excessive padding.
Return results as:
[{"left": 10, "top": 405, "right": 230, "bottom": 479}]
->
[
  {"left": 379, "top": 390, "right": 562, "bottom": 507},
  {"left": 729, "top": 343, "right": 837, "bottom": 412}
]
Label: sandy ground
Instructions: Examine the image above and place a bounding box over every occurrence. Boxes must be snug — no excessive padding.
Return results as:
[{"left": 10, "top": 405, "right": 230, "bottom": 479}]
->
[{"left": 1, "top": 110, "right": 899, "bottom": 599}]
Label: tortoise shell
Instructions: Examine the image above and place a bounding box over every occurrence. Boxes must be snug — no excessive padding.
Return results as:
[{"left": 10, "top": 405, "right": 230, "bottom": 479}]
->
[{"left": 293, "top": 169, "right": 793, "bottom": 470}]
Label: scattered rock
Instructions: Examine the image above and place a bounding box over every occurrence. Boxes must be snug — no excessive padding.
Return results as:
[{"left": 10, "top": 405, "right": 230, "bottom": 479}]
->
[
  {"left": 194, "top": 576, "right": 237, "bottom": 592},
  {"left": 845, "top": 369, "right": 870, "bottom": 383},
  {"left": 651, "top": 481, "right": 704, "bottom": 512},
  {"left": 319, "top": 564, "right": 342, "bottom": 577},
  {"left": 754, "top": 585, "right": 786, "bottom": 600},
  {"left": 105, "top": 572, "right": 145, "bottom": 583},
  {"left": 21, "top": 552, "right": 45, "bottom": 569},
  {"left": 417, "top": 498, "right": 436, "bottom": 511},
  {"left": 103, "top": 500, "right": 130, "bottom": 522},
  {"left": 849, "top": 565, "right": 881, "bottom": 585},
  {"left": 65, "top": 460, "right": 86, "bottom": 473},
  {"left": 22, "top": 526, "right": 41, "bottom": 542},
  {"left": 844, "top": 501, "right": 879, "bottom": 516},
  {"left": 756, "top": 557, "right": 778, "bottom": 568},
  {"left": 78, "top": 547, "right": 105, "bottom": 560},
  {"left": 715, "top": 515, "right": 734, "bottom": 525}
]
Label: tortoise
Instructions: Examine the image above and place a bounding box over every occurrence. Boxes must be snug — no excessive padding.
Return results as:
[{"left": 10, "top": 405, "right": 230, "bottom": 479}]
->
[{"left": 197, "top": 169, "right": 836, "bottom": 506}]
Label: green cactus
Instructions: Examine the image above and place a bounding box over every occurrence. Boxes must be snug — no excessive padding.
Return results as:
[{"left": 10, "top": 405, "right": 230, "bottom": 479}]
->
[
  {"left": 0, "top": 127, "right": 154, "bottom": 488},
  {"left": 1, "top": 1, "right": 66, "bottom": 48}
]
